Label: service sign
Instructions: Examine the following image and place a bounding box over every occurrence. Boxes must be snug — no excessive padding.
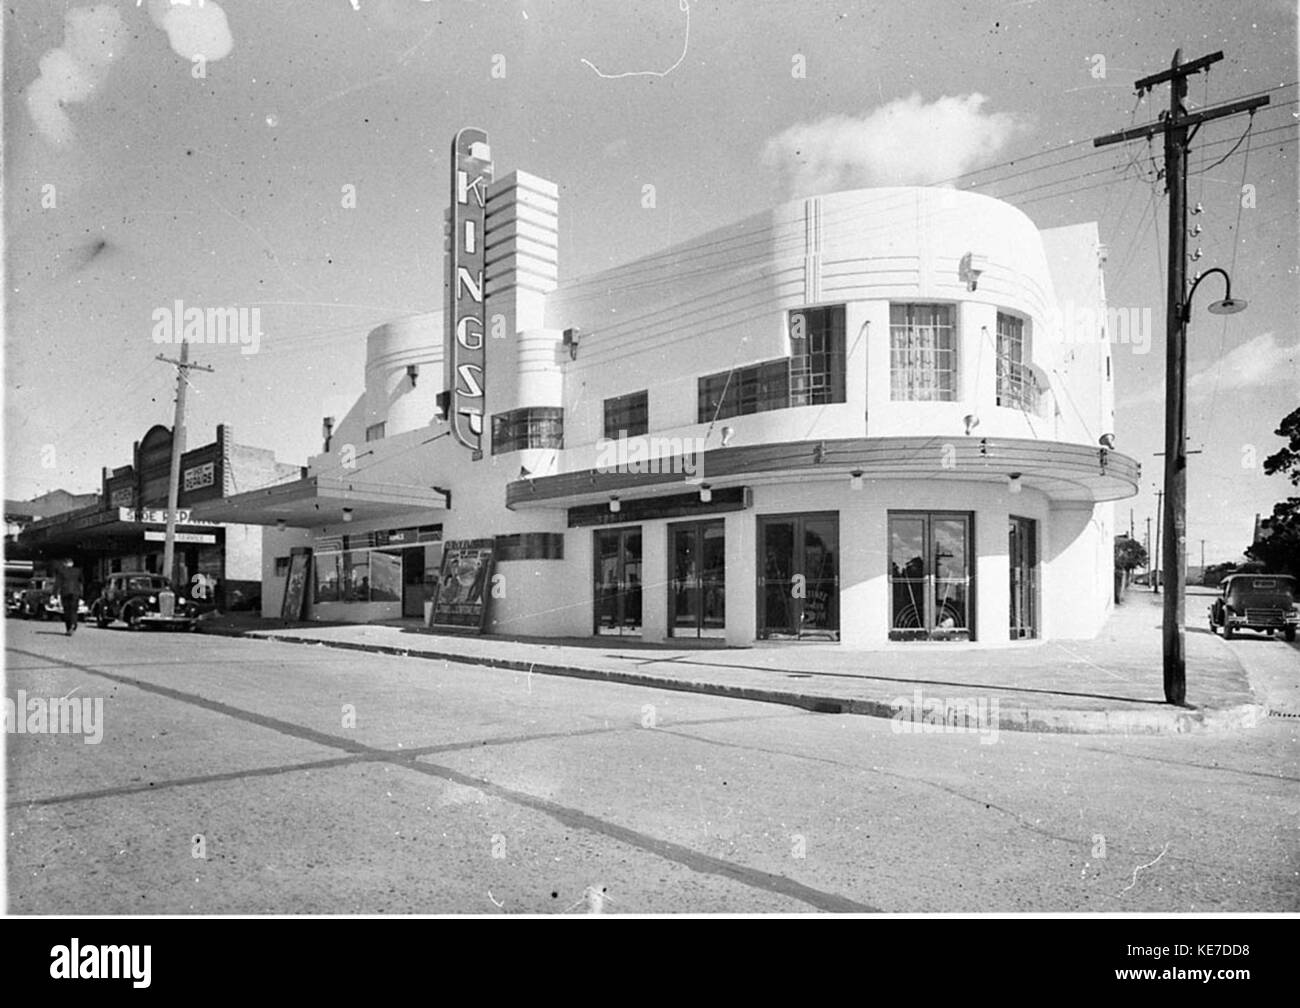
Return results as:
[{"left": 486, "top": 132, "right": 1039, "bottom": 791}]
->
[
  {"left": 145, "top": 531, "right": 217, "bottom": 544},
  {"left": 447, "top": 127, "right": 492, "bottom": 453}
]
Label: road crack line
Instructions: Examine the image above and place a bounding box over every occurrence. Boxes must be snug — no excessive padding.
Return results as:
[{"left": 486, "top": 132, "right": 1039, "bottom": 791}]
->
[{"left": 1120, "top": 841, "right": 1171, "bottom": 896}]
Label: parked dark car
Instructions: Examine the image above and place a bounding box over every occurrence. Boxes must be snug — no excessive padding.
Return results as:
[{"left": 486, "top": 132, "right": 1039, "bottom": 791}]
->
[
  {"left": 44, "top": 593, "right": 90, "bottom": 622},
  {"left": 1208, "top": 573, "right": 1298, "bottom": 641},
  {"left": 91, "top": 572, "right": 198, "bottom": 631},
  {"left": 6, "top": 586, "right": 27, "bottom": 616},
  {"left": 16, "top": 577, "right": 57, "bottom": 619}
]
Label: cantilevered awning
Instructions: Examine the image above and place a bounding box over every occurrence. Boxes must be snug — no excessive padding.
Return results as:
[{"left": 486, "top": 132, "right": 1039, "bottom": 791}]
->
[
  {"left": 506, "top": 436, "right": 1140, "bottom": 509},
  {"left": 17, "top": 505, "right": 220, "bottom": 552},
  {"left": 185, "top": 475, "right": 449, "bottom": 528}
]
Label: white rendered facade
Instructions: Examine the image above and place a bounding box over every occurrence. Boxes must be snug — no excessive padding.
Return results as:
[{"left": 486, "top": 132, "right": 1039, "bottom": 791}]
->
[{"left": 231, "top": 176, "right": 1137, "bottom": 647}]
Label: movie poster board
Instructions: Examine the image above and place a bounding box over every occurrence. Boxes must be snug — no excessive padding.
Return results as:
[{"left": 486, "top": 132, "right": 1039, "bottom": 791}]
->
[
  {"left": 280, "top": 549, "right": 312, "bottom": 621},
  {"left": 429, "top": 538, "right": 494, "bottom": 631}
]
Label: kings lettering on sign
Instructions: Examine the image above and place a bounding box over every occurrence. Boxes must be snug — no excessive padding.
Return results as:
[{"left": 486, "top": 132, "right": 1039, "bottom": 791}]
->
[{"left": 447, "top": 128, "right": 493, "bottom": 453}]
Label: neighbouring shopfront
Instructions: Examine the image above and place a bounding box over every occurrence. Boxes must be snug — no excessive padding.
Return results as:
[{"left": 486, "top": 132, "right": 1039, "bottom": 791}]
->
[{"left": 16, "top": 423, "right": 299, "bottom": 609}]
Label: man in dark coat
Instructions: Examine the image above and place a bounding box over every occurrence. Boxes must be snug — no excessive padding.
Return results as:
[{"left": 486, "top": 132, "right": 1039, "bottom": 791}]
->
[{"left": 52, "top": 558, "right": 84, "bottom": 635}]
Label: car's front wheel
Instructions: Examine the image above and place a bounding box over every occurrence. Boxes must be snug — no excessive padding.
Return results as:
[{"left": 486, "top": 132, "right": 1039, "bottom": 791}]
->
[
  {"left": 121, "top": 598, "right": 148, "bottom": 631},
  {"left": 1286, "top": 627, "right": 1297, "bottom": 643},
  {"left": 1223, "top": 623, "right": 1235, "bottom": 640},
  {"left": 92, "top": 602, "right": 109, "bottom": 628}
]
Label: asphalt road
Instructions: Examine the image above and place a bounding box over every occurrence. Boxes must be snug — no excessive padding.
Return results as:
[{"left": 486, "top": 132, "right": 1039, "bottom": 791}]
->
[{"left": 5, "top": 618, "right": 1298, "bottom": 913}]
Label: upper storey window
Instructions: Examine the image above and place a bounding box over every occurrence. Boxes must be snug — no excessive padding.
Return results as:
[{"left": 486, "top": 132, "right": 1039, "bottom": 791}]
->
[
  {"left": 697, "top": 305, "right": 846, "bottom": 422},
  {"left": 890, "top": 304, "right": 956, "bottom": 401},
  {"left": 995, "top": 312, "right": 1041, "bottom": 413},
  {"left": 491, "top": 407, "right": 564, "bottom": 454},
  {"left": 698, "top": 360, "right": 789, "bottom": 422},
  {"left": 364, "top": 422, "right": 386, "bottom": 443},
  {"left": 604, "top": 391, "right": 649, "bottom": 439},
  {"left": 789, "top": 305, "right": 846, "bottom": 407}
]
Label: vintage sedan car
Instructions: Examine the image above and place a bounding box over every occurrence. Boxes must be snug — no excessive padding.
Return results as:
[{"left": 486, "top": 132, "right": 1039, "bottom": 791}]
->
[
  {"left": 1208, "top": 573, "right": 1298, "bottom": 641},
  {"left": 44, "top": 593, "right": 91, "bottom": 621},
  {"left": 17, "top": 577, "right": 57, "bottom": 619},
  {"left": 91, "top": 572, "right": 198, "bottom": 630}
]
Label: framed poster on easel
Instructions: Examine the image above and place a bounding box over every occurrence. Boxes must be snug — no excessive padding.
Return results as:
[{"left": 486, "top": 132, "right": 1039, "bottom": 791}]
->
[
  {"left": 429, "top": 539, "right": 494, "bottom": 631},
  {"left": 281, "top": 548, "right": 312, "bottom": 621}
]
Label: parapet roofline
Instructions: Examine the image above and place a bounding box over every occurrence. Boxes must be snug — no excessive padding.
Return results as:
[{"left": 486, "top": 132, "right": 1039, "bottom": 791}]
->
[{"left": 554, "top": 185, "right": 1052, "bottom": 292}]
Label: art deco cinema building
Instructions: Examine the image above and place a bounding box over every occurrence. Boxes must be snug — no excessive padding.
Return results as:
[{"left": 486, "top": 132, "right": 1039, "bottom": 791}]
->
[{"left": 201, "top": 138, "right": 1139, "bottom": 647}]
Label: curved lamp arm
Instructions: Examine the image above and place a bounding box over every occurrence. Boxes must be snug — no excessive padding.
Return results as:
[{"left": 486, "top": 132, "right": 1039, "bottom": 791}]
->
[{"left": 1182, "top": 267, "right": 1245, "bottom": 321}]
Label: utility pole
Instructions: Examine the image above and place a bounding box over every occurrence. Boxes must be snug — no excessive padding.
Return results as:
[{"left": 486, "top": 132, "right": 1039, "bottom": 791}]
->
[
  {"left": 1152, "top": 489, "right": 1163, "bottom": 594},
  {"left": 156, "top": 341, "right": 214, "bottom": 592},
  {"left": 1145, "top": 517, "right": 1152, "bottom": 575},
  {"left": 1200, "top": 539, "right": 1206, "bottom": 573},
  {"left": 1095, "top": 49, "right": 1268, "bottom": 705}
]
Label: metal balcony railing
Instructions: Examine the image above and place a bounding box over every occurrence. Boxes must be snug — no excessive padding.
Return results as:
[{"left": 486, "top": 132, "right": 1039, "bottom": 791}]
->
[{"left": 996, "top": 358, "right": 1043, "bottom": 415}]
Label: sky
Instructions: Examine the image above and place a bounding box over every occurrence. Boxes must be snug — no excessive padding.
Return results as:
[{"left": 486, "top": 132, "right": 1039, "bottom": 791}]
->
[{"left": 3, "top": 0, "right": 1297, "bottom": 565}]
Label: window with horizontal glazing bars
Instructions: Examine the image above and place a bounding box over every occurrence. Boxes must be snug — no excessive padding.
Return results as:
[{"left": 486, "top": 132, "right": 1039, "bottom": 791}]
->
[
  {"left": 995, "top": 311, "right": 1040, "bottom": 413},
  {"left": 789, "top": 305, "right": 846, "bottom": 407},
  {"left": 491, "top": 407, "right": 564, "bottom": 454},
  {"left": 697, "top": 359, "right": 789, "bottom": 422},
  {"left": 890, "top": 303, "right": 957, "bottom": 401},
  {"left": 696, "top": 304, "right": 848, "bottom": 423},
  {"left": 603, "top": 390, "right": 648, "bottom": 439}
]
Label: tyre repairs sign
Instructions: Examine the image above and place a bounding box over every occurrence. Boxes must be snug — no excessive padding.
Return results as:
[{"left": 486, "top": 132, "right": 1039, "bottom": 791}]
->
[{"left": 447, "top": 128, "right": 493, "bottom": 453}]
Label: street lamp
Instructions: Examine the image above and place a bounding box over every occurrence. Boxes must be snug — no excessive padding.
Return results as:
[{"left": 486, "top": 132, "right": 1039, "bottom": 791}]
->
[
  {"left": 1162, "top": 265, "right": 1248, "bottom": 704},
  {"left": 1184, "top": 268, "right": 1247, "bottom": 321}
]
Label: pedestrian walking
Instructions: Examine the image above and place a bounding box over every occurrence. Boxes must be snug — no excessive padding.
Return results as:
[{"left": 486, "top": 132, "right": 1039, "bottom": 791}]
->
[{"left": 52, "top": 558, "right": 83, "bottom": 636}]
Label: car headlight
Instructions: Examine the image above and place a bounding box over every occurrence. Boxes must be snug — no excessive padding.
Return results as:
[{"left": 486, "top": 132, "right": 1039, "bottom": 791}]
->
[{"left": 148, "top": 595, "right": 157, "bottom": 603}]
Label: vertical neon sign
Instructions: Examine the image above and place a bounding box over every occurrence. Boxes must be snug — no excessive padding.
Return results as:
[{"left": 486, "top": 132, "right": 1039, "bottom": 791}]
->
[{"left": 448, "top": 128, "right": 492, "bottom": 452}]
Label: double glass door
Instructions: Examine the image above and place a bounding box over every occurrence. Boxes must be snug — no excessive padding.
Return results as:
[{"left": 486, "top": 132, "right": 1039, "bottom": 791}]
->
[
  {"left": 888, "top": 512, "right": 973, "bottom": 640},
  {"left": 594, "top": 527, "right": 642, "bottom": 635},
  {"left": 1009, "top": 515, "right": 1037, "bottom": 639},
  {"left": 758, "top": 513, "right": 839, "bottom": 640},
  {"left": 669, "top": 521, "right": 725, "bottom": 638}
]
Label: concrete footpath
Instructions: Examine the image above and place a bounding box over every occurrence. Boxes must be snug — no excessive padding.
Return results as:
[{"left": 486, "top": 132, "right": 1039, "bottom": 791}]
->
[{"left": 198, "top": 591, "right": 1268, "bottom": 735}]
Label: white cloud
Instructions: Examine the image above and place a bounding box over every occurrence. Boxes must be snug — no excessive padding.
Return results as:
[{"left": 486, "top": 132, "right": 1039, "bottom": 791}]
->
[
  {"left": 24, "top": 5, "right": 127, "bottom": 147},
  {"left": 1120, "top": 331, "right": 1299, "bottom": 410},
  {"left": 1188, "top": 331, "right": 1299, "bottom": 396},
  {"left": 762, "top": 93, "right": 1021, "bottom": 198},
  {"left": 148, "top": 0, "right": 234, "bottom": 62}
]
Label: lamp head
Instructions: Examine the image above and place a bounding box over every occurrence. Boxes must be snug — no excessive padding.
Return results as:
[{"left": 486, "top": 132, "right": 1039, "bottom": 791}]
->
[{"left": 1207, "top": 297, "right": 1247, "bottom": 315}]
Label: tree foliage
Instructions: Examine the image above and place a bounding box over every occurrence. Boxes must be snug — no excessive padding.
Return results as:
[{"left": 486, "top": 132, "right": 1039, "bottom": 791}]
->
[
  {"left": 1245, "top": 407, "right": 1300, "bottom": 579},
  {"left": 1114, "top": 535, "right": 1147, "bottom": 572}
]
